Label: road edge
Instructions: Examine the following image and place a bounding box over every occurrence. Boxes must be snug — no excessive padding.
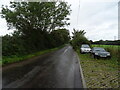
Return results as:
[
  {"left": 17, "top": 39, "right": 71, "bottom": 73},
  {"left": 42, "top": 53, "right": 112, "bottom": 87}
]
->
[{"left": 75, "top": 52, "right": 87, "bottom": 88}]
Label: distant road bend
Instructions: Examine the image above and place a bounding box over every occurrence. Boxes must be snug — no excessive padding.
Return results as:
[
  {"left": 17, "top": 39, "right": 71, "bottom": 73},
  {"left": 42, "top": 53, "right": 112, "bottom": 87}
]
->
[{"left": 3, "top": 45, "right": 83, "bottom": 88}]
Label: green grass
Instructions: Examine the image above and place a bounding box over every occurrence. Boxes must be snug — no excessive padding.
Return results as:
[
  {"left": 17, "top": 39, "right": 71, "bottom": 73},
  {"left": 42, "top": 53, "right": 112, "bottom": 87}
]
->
[
  {"left": 0, "top": 60, "right": 1, "bottom": 66},
  {"left": 77, "top": 45, "right": 119, "bottom": 88},
  {"left": 2, "top": 45, "right": 65, "bottom": 65}
]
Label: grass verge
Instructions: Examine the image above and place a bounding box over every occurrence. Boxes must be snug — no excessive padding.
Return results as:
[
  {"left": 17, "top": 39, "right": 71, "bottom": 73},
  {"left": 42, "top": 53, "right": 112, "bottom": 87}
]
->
[
  {"left": 2, "top": 45, "right": 65, "bottom": 65},
  {"left": 77, "top": 45, "right": 119, "bottom": 88}
]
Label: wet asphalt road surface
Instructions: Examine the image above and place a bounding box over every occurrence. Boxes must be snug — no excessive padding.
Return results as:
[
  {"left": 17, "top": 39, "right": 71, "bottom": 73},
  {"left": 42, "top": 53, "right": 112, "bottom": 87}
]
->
[{"left": 2, "top": 45, "right": 83, "bottom": 88}]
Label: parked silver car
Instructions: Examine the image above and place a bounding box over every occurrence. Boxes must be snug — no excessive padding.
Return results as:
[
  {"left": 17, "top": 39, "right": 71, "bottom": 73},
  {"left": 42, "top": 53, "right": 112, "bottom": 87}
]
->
[{"left": 80, "top": 44, "right": 91, "bottom": 53}]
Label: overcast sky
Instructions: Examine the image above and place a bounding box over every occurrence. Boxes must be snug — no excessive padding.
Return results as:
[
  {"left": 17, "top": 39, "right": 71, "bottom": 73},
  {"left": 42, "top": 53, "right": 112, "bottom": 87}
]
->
[{"left": 0, "top": 0, "right": 119, "bottom": 41}]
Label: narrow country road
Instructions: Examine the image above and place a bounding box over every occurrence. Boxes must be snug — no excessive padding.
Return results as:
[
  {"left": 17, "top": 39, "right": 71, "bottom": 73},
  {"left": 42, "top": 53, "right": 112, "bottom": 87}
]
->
[{"left": 2, "top": 45, "right": 83, "bottom": 88}]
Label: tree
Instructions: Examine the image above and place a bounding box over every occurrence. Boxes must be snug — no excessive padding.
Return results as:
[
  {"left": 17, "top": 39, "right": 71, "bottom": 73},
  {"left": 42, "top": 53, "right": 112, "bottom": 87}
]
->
[
  {"left": 1, "top": 2, "right": 71, "bottom": 33},
  {"left": 51, "top": 28, "right": 70, "bottom": 47},
  {"left": 89, "top": 40, "right": 93, "bottom": 44},
  {"left": 71, "top": 29, "right": 90, "bottom": 50},
  {"left": 1, "top": 2, "right": 71, "bottom": 56}
]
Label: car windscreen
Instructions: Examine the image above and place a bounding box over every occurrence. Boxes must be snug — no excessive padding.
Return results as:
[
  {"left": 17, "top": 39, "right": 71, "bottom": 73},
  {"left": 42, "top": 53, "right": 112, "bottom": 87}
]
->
[
  {"left": 81, "top": 45, "right": 90, "bottom": 48},
  {"left": 94, "top": 48, "right": 105, "bottom": 52}
]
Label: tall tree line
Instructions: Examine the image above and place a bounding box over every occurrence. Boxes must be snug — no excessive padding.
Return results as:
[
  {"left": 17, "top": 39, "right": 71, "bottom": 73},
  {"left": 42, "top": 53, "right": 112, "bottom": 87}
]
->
[{"left": 1, "top": 2, "right": 71, "bottom": 56}]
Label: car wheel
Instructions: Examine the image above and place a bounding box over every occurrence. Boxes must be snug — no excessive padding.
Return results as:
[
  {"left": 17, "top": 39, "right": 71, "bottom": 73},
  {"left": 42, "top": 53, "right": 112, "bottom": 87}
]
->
[{"left": 94, "top": 55, "right": 98, "bottom": 59}]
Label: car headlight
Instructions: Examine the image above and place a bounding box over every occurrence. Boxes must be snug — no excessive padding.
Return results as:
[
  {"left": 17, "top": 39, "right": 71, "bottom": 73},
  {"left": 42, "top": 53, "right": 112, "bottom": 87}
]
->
[
  {"left": 88, "top": 49, "right": 90, "bottom": 51},
  {"left": 95, "top": 53, "right": 98, "bottom": 55},
  {"left": 107, "top": 53, "right": 110, "bottom": 56}
]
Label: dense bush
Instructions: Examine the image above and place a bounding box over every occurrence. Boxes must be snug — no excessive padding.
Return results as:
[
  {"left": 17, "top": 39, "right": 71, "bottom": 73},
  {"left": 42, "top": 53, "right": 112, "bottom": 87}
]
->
[{"left": 2, "top": 28, "right": 70, "bottom": 56}]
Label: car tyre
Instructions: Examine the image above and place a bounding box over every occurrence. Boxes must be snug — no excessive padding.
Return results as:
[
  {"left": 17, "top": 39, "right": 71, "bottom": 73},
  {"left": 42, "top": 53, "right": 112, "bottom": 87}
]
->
[
  {"left": 93, "top": 55, "right": 98, "bottom": 59},
  {"left": 94, "top": 55, "right": 97, "bottom": 59}
]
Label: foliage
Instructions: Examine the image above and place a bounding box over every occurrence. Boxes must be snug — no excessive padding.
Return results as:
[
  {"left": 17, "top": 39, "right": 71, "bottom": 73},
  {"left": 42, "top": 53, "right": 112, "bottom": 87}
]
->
[
  {"left": 1, "top": 2, "right": 71, "bottom": 57},
  {"left": 2, "top": 32, "right": 26, "bottom": 56},
  {"left": 70, "top": 29, "right": 90, "bottom": 50},
  {"left": 1, "top": 2, "right": 71, "bottom": 32},
  {"left": 2, "top": 45, "right": 65, "bottom": 65},
  {"left": 51, "top": 28, "right": 70, "bottom": 47},
  {"left": 92, "top": 40, "right": 120, "bottom": 45}
]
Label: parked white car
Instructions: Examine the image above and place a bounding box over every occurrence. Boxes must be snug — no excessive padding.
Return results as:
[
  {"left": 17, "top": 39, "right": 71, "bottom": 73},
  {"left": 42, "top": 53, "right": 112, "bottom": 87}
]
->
[{"left": 80, "top": 44, "right": 91, "bottom": 53}]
